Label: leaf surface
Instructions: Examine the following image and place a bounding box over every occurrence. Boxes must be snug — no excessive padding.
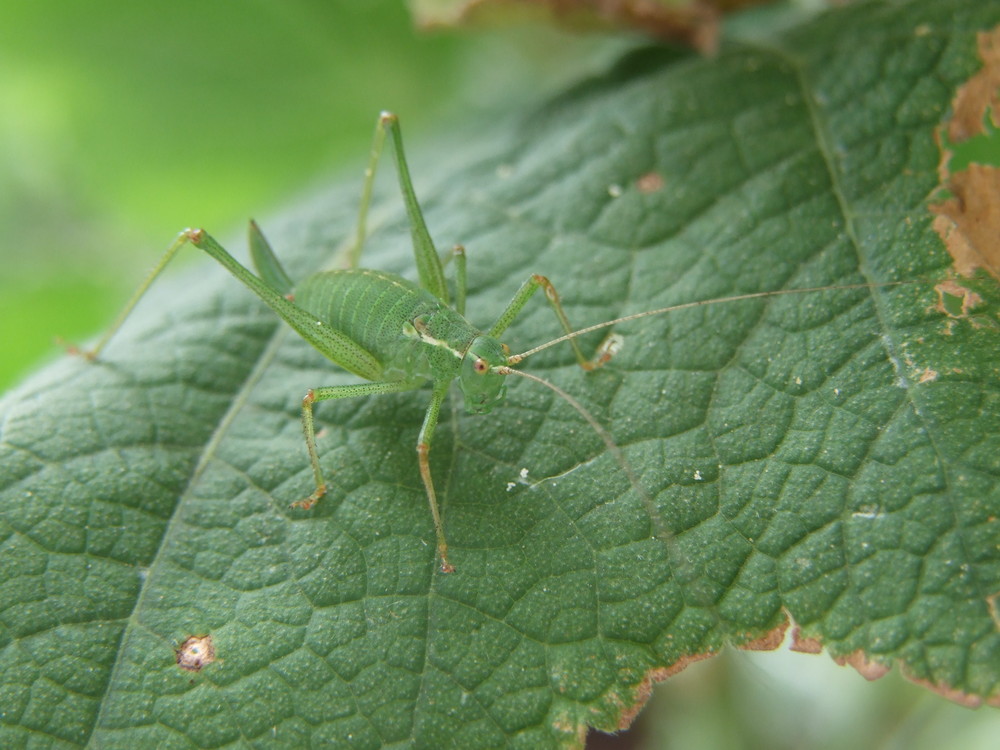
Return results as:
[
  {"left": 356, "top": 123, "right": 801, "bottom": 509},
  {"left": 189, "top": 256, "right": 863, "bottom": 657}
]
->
[{"left": 2, "top": 1, "right": 999, "bottom": 747}]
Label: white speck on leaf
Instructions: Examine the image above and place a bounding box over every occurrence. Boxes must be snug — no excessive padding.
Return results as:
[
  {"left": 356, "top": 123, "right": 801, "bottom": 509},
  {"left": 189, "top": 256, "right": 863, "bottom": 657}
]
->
[{"left": 852, "top": 505, "right": 884, "bottom": 519}]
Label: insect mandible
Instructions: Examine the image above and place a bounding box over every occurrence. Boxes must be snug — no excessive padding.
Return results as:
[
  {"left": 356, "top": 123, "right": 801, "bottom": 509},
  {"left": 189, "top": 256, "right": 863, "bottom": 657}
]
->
[{"left": 76, "top": 111, "right": 913, "bottom": 573}]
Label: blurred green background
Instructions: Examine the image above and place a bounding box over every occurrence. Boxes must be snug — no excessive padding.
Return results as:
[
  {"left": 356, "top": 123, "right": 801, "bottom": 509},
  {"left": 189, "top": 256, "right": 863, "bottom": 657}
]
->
[
  {"left": 2, "top": 1, "right": 997, "bottom": 747},
  {"left": 0, "top": 0, "right": 627, "bottom": 391}
]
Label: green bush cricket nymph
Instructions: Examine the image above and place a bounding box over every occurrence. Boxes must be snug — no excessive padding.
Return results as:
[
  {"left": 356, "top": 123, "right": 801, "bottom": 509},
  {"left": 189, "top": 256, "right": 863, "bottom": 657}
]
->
[{"left": 75, "top": 112, "right": 916, "bottom": 573}]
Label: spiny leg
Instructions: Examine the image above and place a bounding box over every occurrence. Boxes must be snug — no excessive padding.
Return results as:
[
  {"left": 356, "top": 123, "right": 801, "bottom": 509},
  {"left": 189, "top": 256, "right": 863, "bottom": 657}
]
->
[
  {"left": 71, "top": 227, "right": 385, "bottom": 385},
  {"left": 415, "top": 381, "right": 453, "bottom": 573},
  {"left": 489, "top": 279, "right": 667, "bottom": 561},
  {"left": 295, "top": 379, "right": 424, "bottom": 509},
  {"left": 67, "top": 231, "right": 195, "bottom": 360},
  {"left": 488, "top": 274, "right": 621, "bottom": 370},
  {"left": 348, "top": 112, "right": 449, "bottom": 305},
  {"left": 347, "top": 114, "right": 388, "bottom": 270}
]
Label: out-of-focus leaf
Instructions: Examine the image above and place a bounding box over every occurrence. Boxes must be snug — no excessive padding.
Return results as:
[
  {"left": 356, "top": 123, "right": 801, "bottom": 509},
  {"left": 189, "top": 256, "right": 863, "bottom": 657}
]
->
[{"left": 409, "top": 0, "right": 773, "bottom": 50}]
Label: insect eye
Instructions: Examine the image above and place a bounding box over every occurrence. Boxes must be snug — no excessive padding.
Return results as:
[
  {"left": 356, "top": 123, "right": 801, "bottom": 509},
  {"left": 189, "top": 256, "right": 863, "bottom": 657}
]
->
[{"left": 473, "top": 358, "right": 488, "bottom": 374}]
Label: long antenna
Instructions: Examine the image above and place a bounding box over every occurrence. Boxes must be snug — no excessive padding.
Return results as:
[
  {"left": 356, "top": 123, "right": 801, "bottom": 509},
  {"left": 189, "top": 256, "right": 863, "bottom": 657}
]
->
[
  {"left": 508, "top": 280, "right": 916, "bottom": 365},
  {"left": 495, "top": 366, "right": 674, "bottom": 546}
]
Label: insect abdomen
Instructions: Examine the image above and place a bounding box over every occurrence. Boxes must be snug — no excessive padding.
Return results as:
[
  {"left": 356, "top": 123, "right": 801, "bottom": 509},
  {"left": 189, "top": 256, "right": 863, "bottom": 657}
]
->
[{"left": 294, "top": 269, "right": 474, "bottom": 376}]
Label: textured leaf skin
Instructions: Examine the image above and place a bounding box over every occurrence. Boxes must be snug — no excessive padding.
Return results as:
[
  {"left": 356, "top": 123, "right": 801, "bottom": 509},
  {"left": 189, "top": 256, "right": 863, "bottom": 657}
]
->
[{"left": 2, "top": 1, "right": 999, "bottom": 747}]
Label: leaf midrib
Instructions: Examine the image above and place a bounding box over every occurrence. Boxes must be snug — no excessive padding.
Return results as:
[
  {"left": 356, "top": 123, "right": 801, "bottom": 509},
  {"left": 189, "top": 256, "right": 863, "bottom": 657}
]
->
[{"left": 89, "top": 317, "right": 292, "bottom": 744}]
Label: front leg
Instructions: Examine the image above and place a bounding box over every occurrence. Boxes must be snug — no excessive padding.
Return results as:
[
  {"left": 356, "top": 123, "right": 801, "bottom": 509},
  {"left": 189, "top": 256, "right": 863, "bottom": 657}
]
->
[
  {"left": 488, "top": 274, "right": 621, "bottom": 370},
  {"left": 294, "top": 378, "right": 425, "bottom": 509},
  {"left": 416, "top": 381, "right": 454, "bottom": 573}
]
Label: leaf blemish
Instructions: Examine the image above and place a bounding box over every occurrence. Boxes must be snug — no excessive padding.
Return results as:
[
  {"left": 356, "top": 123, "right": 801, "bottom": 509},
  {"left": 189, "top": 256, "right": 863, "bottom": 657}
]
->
[
  {"left": 176, "top": 634, "right": 216, "bottom": 672},
  {"left": 933, "top": 279, "right": 983, "bottom": 318},
  {"left": 930, "top": 27, "right": 1000, "bottom": 280},
  {"left": 635, "top": 171, "right": 665, "bottom": 193},
  {"left": 834, "top": 650, "right": 890, "bottom": 681},
  {"left": 987, "top": 592, "right": 1000, "bottom": 630},
  {"left": 852, "top": 504, "right": 885, "bottom": 520}
]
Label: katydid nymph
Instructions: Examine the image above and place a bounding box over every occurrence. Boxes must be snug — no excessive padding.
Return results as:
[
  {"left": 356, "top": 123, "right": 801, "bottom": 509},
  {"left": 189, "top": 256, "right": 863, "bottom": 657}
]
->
[{"left": 77, "top": 111, "right": 916, "bottom": 573}]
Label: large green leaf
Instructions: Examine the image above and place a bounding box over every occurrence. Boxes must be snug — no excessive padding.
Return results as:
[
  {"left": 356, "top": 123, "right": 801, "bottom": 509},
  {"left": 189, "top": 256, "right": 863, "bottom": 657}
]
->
[{"left": 2, "top": 1, "right": 999, "bottom": 747}]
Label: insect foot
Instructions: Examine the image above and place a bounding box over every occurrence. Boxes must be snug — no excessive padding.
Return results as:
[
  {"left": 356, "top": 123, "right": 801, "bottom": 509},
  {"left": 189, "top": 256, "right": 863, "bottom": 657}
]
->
[
  {"left": 296, "top": 388, "right": 333, "bottom": 511},
  {"left": 417, "top": 441, "right": 454, "bottom": 574},
  {"left": 291, "top": 484, "right": 326, "bottom": 511},
  {"left": 55, "top": 337, "right": 98, "bottom": 361},
  {"left": 582, "top": 332, "right": 625, "bottom": 371}
]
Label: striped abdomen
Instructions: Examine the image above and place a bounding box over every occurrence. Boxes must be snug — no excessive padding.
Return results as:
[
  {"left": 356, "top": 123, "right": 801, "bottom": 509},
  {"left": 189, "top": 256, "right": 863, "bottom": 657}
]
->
[{"left": 294, "top": 268, "right": 478, "bottom": 380}]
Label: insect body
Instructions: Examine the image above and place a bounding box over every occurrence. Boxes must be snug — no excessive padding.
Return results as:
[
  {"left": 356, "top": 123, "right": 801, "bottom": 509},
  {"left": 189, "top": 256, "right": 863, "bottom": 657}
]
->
[
  {"left": 293, "top": 267, "right": 509, "bottom": 418},
  {"left": 81, "top": 112, "right": 611, "bottom": 573},
  {"left": 79, "top": 112, "right": 919, "bottom": 574}
]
